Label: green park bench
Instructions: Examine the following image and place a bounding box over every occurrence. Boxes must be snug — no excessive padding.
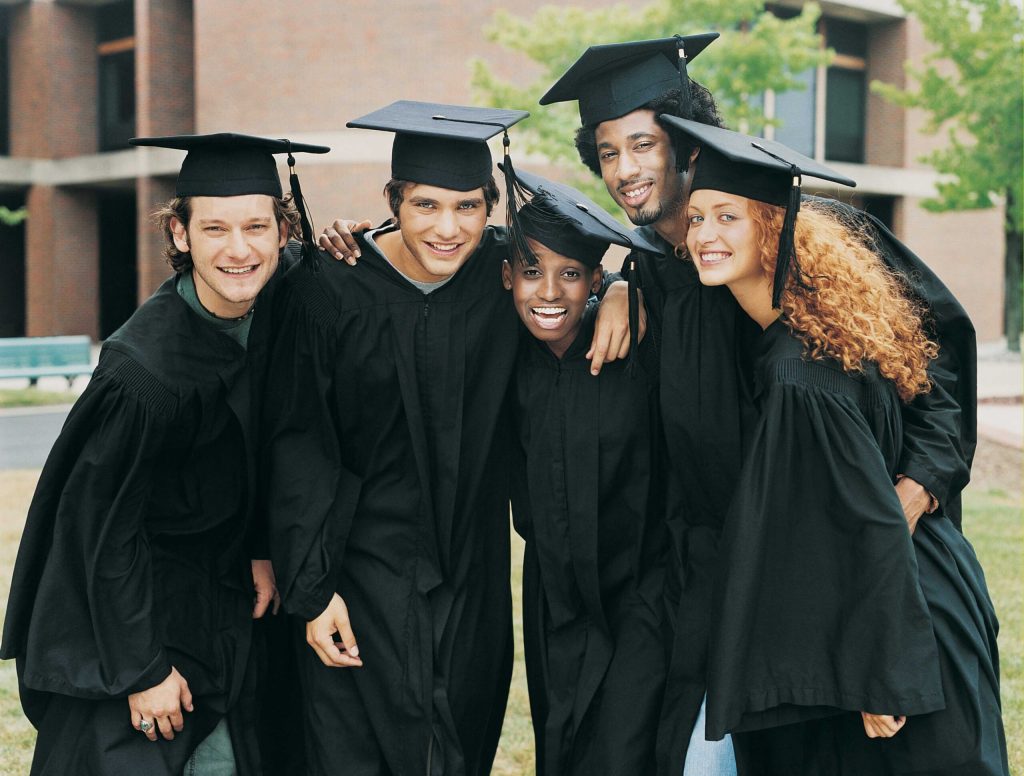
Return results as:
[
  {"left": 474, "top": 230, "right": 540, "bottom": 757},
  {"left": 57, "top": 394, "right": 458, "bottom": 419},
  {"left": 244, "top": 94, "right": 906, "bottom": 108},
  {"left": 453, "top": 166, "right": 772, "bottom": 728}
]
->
[{"left": 0, "top": 335, "right": 94, "bottom": 387}]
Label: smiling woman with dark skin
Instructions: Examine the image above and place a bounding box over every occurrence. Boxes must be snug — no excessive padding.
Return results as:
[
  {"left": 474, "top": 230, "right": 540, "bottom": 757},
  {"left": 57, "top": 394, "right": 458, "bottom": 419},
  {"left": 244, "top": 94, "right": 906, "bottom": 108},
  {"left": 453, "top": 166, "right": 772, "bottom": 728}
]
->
[{"left": 501, "top": 174, "right": 667, "bottom": 776}]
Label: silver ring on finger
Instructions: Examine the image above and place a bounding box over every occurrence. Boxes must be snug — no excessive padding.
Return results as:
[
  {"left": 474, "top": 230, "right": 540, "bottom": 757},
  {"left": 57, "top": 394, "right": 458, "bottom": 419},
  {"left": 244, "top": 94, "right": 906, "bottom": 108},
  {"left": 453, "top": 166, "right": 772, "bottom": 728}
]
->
[{"left": 139, "top": 719, "right": 153, "bottom": 733}]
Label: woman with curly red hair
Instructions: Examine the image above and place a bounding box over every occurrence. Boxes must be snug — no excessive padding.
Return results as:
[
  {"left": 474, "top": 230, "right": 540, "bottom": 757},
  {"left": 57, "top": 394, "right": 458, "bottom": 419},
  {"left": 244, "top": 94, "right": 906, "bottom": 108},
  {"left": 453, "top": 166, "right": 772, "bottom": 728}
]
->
[{"left": 665, "top": 118, "right": 1008, "bottom": 775}]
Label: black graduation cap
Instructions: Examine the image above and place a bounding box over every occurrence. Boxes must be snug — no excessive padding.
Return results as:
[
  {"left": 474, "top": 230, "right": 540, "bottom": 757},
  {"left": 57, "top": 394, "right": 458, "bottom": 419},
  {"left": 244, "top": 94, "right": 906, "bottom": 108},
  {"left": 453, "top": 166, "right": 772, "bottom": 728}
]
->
[
  {"left": 346, "top": 100, "right": 529, "bottom": 191},
  {"left": 129, "top": 132, "right": 330, "bottom": 265},
  {"left": 500, "top": 164, "right": 659, "bottom": 268},
  {"left": 659, "top": 116, "right": 856, "bottom": 308},
  {"left": 539, "top": 33, "right": 719, "bottom": 126},
  {"left": 129, "top": 132, "right": 330, "bottom": 198}
]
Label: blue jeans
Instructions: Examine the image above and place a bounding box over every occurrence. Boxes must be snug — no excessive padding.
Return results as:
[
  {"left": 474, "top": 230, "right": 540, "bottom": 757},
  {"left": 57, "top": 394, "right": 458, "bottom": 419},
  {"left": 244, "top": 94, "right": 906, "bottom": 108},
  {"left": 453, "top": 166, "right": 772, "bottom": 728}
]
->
[
  {"left": 683, "top": 695, "right": 737, "bottom": 776},
  {"left": 183, "top": 718, "right": 236, "bottom": 776}
]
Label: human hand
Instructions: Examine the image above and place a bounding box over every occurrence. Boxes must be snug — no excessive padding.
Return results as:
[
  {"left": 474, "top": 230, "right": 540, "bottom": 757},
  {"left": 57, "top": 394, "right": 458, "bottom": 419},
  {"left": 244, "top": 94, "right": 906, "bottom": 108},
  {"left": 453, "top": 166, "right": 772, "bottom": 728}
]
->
[
  {"left": 128, "top": 667, "right": 193, "bottom": 742},
  {"left": 895, "top": 476, "right": 935, "bottom": 534},
  {"left": 306, "top": 593, "right": 363, "bottom": 668},
  {"left": 861, "top": 711, "right": 906, "bottom": 738},
  {"left": 587, "top": 280, "right": 646, "bottom": 376},
  {"left": 251, "top": 559, "right": 280, "bottom": 618},
  {"left": 318, "top": 219, "right": 373, "bottom": 265}
]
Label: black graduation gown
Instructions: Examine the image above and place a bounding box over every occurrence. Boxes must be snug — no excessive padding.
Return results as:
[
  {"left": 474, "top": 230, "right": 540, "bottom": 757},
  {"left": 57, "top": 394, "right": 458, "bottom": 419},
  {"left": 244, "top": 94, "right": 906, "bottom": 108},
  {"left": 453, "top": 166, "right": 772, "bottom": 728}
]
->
[
  {"left": 631, "top": 200, "right": 978, "bottom": 773},
  {"left": 262, "top": 226, "right": 518, "bottom": 776},
  {"left": 0, "top": 272, "right": 281, "bottom": 776},
  {"left": 511, "top": 305, "right": 666, "bottom": 776},
  {"left": 714, "top": 320, "right": 1007, "bottom": 776}
]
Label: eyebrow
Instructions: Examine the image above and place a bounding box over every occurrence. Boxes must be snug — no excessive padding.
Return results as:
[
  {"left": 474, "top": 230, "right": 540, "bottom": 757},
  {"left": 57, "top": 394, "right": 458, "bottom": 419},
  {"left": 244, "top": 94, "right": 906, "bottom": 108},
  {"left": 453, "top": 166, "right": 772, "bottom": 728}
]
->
[
  {"left": 597, "top": 132, "right": 656, "bottom": 149},
  {"left": 458, "top": 198, "right": 484, "bottom": 207},
  {"left": 195, "top": 216, "right": 273, "bottom": 225}
]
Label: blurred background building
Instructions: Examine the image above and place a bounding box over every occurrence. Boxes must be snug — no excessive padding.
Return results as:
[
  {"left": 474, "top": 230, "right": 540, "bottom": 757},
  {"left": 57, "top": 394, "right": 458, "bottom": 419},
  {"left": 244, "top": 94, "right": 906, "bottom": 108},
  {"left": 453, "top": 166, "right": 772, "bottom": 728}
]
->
[{"left": 0, "top": 0, "right": 1005, "bottom": 342}]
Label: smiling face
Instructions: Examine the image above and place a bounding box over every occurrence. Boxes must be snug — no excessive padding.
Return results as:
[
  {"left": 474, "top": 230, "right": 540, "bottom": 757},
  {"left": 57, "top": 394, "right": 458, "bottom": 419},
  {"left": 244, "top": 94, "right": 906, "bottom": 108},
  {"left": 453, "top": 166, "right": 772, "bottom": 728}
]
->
[
  {"left": 594, "top": 109, "right": 685, "bottom": 230},
  {"left": 388, "top": 183, "right": 489, "bottom": 282},
  {"left": 171, "top": 194, "right": 286, "bottom": 318},
  {"left": 502, "top": 238, "right": 603, "bottom": 359},
  {"left": 685, "top": 189, "right": 767, "bottom": 292}
]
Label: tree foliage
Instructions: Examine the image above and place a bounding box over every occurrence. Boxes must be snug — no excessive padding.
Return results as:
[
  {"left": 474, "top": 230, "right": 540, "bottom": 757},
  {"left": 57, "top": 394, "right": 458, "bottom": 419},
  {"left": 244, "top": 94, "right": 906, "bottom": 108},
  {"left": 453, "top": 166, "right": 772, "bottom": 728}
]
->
[
  {"left": 871, "top": 0, "right": 1023, "bottom": 231},
  {"left": 872, "top": 0, "right": 1023, "bottom": 347},
  {"left": 0, "top": 206, "right": 27, "bottom": 227},
  {"left": 470, "top": 0, "right": 829, "bottom": 204}
]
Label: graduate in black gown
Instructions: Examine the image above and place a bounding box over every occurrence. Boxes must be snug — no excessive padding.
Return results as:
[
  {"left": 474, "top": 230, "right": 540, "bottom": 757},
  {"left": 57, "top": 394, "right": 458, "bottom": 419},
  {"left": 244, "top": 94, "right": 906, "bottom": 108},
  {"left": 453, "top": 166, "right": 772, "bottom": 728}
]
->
[
  {"left": 673, "top": 118, "right": 1008, "bottom": 775},
  {"left": 260, "top": 102, "right": 513, "bottom": 776},
  {"left": 501, "top": 168, "right": 665, "bottom": 775},
  {"left": 540, "top": 36, "right": 978, "bottom": 773},
  {"left": 0, "top": 134, "right": 328, "bottom": 775}
]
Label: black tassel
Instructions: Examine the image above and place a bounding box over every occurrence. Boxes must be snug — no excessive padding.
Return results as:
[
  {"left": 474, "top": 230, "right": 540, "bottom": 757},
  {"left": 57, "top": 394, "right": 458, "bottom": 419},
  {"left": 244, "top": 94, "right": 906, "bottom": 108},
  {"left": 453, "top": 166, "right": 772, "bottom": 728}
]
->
[
  {"left": 288, "top": 150, "right": 320, "bottom": 272},
  {"left": 676, "top": 36, "right": 692, "bottom": 121},
  {"left": 501, "top": 133, "right": 538, "bottom": 266},
  {"left": 771, "top": 170, "right": 802, "bottom": 309},
  {"left": 626, "top": 255, "right": 640, "bottom": 378}
]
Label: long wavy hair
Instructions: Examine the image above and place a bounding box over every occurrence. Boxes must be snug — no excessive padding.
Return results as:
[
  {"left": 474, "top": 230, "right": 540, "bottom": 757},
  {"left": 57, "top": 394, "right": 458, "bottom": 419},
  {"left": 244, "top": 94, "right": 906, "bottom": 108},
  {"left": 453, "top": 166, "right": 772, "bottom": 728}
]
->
[{"left": 750, "top": 200, "right": 937, "bottom": 402}]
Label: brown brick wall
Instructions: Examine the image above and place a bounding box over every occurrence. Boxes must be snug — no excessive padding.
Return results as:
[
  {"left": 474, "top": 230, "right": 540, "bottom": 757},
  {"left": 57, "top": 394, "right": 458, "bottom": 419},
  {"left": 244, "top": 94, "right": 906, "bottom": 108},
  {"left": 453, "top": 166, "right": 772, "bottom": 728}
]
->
[
  {"left": 136, "top": 0, "right": 195, "bottom": 138},
  {"left": 865, "top": 19, "right": 906, "bottom": 168},
  {"left": 895, "top": 197, "right": 1003, "bottom": 340},
  {"left": 136, "top": 175, "right": 178, "bottom": 301},
  {"left": 8, "top": 2, "right": 97, "bottom": 158},
  {"left": 25, "top": 186, "right": 99, "bottom": 338}
]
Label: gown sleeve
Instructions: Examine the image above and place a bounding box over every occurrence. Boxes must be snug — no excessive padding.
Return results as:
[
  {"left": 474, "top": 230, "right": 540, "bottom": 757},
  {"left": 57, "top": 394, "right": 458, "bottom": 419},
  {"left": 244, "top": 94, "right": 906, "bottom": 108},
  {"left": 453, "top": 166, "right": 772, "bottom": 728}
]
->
[
  {"left": 1, "top": 350, "right": 175, "bottom": 699},
  {"left": 703, "top": 366, "right": 946, "bottom": 741},
  {"left": 261, "top": 266, "right": 363, "bottom": 622}
]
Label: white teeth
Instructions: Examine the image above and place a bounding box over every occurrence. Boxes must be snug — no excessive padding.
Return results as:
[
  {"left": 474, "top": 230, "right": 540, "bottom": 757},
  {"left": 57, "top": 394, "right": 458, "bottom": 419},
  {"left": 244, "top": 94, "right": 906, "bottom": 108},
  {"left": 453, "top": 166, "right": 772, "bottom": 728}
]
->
[
  {"left": 701, "top": 252, "right": 730, "bottom": 263},
  {"left": 622, "top": 183, "right": 652, "bottom": 200},
  {"left": 428, "top": 243, "right": 458, "bottom": 251},
  {"left": 220, "top": 266, "right": 256, "bottom": 274},
  {"left": 533, "top": 307, "right": 566, "bottom": 315}
]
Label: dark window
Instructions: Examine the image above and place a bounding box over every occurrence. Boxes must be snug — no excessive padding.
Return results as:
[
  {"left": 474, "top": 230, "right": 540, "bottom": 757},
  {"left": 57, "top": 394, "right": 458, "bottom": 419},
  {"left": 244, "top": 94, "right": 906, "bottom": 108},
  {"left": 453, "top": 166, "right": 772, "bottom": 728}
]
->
[
  {"left": 98, "top": 191, "right": 138, "bottom": 338},
  {"left": 825, "top": 67, "right": 866, "bottom": 162},
  {"left": 97, "top": 2, "right": 135, "bottom": 152},
  {"left": 825, "top": 18, "right": 868, "bottom": 58},
  {"left": 0, "top": 190, "right": 26, "bottom": 337}
]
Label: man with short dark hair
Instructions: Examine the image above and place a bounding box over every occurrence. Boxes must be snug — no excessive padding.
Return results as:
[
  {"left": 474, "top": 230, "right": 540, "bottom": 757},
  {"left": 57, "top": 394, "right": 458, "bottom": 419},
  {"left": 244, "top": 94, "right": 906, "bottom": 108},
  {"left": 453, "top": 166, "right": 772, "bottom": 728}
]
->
[
  {"left": 1, "top": 133, "right": 326, "bottom": 776},
  {"left": 542, "top": 35, "right": 977, "bottom": 775}
]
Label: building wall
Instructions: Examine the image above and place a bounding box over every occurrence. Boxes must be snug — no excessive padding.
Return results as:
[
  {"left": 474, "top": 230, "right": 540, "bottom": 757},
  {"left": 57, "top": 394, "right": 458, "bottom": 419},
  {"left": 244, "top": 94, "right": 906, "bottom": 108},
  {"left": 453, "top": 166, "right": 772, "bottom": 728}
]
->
[{"left": 1, "top": 0, "right": 1011, "bottom": 342}]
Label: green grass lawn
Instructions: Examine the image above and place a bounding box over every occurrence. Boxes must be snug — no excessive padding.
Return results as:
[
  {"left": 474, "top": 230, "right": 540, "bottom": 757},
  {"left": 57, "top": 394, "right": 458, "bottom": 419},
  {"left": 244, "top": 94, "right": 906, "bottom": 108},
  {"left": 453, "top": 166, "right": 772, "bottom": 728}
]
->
[
  {"left": 0, "top": 388, "right": 78, "bottom": 409},
  {"left": 0, "top": 472, "right": 1019, "bottom": 774}
]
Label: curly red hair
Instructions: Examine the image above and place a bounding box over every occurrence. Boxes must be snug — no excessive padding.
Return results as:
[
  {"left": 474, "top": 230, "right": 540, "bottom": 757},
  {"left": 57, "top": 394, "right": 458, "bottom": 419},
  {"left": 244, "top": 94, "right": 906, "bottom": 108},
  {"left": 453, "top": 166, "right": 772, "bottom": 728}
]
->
[{"left": 749, "top": 200, "right": 937, "bottom": 402}]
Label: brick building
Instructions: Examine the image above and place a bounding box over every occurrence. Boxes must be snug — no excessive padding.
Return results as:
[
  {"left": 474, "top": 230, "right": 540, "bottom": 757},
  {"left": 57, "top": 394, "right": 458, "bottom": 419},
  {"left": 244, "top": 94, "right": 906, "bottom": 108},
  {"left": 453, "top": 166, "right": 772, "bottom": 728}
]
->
[{"left": 0, "top": 0, "right": 1005, "bottom": 341}]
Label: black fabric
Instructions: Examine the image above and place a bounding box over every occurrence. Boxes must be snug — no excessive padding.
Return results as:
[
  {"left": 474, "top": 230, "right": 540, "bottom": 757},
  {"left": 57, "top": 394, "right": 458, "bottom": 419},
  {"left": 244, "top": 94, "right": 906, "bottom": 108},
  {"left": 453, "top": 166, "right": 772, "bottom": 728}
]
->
[
  {"left": 511, "top": 305, "right": 666, "bottom": 775},
  {"left": 347, "top": 101, "right": 529, "bottom": 191},
  {"left": 690, "top": 145, "right": 792, "bottom": 207},
  {"left": 539, "top": 33, "right": 719, "bottom": 126},
  {"left": 658, "top": 117, "right": 856, "bottom": 189},
  {"left": 0, "top": 266, "right": 288, "bottom": 775},
  {"left": 262, "top": 226, "right": 519, "bottom": 775},
  {"left": 128, "top": 132, "right": 329, "bottom": 197},
  {"left": 627, "top": 201, "right": 977, "bottom": 773},
  {"left": 720, "top": 321, "right": 1007, "bottom": 775}
]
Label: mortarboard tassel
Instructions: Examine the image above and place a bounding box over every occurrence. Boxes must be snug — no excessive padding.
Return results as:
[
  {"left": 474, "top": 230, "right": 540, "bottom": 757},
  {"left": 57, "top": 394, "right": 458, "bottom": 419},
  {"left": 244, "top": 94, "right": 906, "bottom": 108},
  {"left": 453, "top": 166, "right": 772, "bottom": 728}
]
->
[
  {"left": 675, "top": 36, "right": 692, "bottom": 122},
  {"left": 626, "top": 254, "right": 641, "bottom": 377},
  {"left": 287, "top": 149, "right": 320, "bottom": 272},
  {"left": 772, "top": 170, "right": 802, "bottom": 309},
  {"left": 501, "top": 133, "right": 540, "bottom": 266}
]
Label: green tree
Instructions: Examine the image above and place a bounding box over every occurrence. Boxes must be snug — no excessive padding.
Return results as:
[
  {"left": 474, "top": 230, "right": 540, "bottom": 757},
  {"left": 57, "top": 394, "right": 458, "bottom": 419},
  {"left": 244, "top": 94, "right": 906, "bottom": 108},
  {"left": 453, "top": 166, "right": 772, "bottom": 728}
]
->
[
  {"left": 470, "top": 0, "right": 830, "bottom": 211},
  {"left": 872, "top": 0, "right": 1023, "bottom": 350},
  {"left": 0, "top": 206, "right": 27, "bottom": 227}
]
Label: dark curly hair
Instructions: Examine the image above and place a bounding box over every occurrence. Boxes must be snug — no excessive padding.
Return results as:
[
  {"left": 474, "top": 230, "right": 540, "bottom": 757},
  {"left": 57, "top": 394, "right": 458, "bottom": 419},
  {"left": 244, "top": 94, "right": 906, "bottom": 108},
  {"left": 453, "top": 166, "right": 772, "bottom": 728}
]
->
[
  {"left": 574, "top": 79, "right": 724, "bottom": 176},
  {"left": 152, "top": 194, "right": 302, "bottom": 273},
  {"left": 382, "top": 177, "right": 501, "bottom": 219}
]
